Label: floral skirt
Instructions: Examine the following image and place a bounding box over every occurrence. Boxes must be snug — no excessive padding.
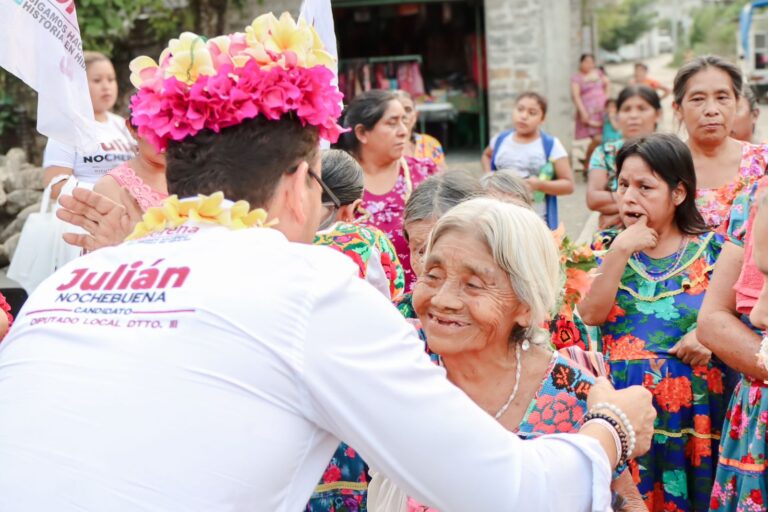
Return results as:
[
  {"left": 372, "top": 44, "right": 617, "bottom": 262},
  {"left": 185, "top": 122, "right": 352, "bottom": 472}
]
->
[
  {"left": 610, "top": 356, "right": 726, "bottom": 511},
  {"left": 306, "top": 442, "right": 368, "bottom": 512},
  {"left": 709, "top": 376, "right": 768, "bottom": 511}
]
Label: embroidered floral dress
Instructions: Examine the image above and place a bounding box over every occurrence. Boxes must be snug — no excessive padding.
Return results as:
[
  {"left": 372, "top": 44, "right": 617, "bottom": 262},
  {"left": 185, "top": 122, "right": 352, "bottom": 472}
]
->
[
  {"left": 308, "top": 223, "right": 405, "bottom": 512},
  {"left": 358, "top": 156, "right": 437, "bottom": 289},
  {"left": 107, "top": 163, "right": 168, "bottom": 212},
  {"left": 694, "top": 142, "right": 768, "bottom": 234},
  {"left": 588, "top": 139, "right": 625, "bottom": 193},
  {"left": 412, "top": 133, "right": 445, "bottom": 168},
  {"left": 710, "top": 178, "right": 768, "bottom": 512},
  {"left": 595, "top": 230, "right": 726, "bottom": 512},
  {"left": 370, "top": 352, "right": 596, "bottom": 512}
]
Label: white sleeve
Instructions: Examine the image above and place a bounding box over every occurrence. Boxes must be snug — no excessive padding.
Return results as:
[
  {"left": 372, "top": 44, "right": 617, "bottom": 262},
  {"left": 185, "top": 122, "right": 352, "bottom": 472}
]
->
[
  {"left": 551, "top": 137, "right": 568, "bottom": 161},
  {"left": 43, "top": 139, "right": 76, "bottom": 169},
  {"left": 365, "top": 245, "right": 395, "bottom": 299},
  {"left": 301, "top": 271, "right": 613, "bottom": 512}
]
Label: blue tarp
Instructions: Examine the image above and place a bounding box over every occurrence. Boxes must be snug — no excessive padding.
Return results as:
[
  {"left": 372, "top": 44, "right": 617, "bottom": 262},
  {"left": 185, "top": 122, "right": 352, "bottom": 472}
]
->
[{"left": 742, "top": 1, "right": 768, "bottom": 56}]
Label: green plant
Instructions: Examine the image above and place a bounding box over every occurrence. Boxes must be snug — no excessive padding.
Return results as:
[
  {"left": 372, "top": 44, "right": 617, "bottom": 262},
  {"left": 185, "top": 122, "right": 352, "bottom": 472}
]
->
[
  {"left": 597, "top": 0, "right": 656, "bottom": 52},
  {"left": 0, "top": 96, "right": 19, "bottom": 137},
  {"left": 76, "top": 0, "right": 182, "bottom": 54}
]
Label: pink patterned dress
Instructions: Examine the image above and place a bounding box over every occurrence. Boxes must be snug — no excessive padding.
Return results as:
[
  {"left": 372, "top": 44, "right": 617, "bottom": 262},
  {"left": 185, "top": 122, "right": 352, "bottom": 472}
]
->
[
  {"left": 695, "top": 142, "right": 768, "bottom": 234},
  {"left": 107, "top": 163, "right": 168, "bottom": 212},
  {"left": 358, "top": 156, "right": 437, "bottom": 288}
]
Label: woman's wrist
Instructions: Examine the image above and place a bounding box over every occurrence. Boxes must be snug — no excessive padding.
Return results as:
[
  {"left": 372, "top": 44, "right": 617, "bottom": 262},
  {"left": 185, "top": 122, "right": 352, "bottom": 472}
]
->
[
  {"left": 579, "top": 422, "right": 619, "bottom": 468},
  {"left": 589, "top": 402, "right": 637, "bottom": 461}
]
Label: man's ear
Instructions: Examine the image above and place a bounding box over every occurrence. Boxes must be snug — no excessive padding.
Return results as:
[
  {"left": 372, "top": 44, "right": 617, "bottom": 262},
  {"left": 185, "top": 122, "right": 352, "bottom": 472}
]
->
[{"left": 283, "top": 161, "right": 310, "bottom": 225}]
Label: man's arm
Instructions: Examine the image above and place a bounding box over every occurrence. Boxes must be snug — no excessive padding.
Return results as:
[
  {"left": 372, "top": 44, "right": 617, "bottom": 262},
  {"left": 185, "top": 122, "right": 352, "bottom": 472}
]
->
[{"left": 301, "top": 272, "right": 652, "bottom": 511}]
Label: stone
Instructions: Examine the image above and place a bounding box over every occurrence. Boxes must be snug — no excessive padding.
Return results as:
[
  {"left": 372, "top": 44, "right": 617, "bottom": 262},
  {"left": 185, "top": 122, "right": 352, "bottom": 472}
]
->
[
  {"left": 7, "top": 166, "right": 45, "bottom": 192},
  {"left": 4, "top": 147, "right": 27, "bottom": 175},
  {"left": 3, "top": 233, "right": 19, "bottom": 262},
  {"left": 5, "top": 190, "right": 42, "bottom": 217},
  {"left": 0, "top": 203, "right": 39, "bottom": 243}
]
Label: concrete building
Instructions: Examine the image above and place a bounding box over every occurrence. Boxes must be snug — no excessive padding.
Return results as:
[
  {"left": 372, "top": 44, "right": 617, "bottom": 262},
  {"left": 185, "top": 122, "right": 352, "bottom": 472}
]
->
[{"left": 229, "top": 0, "right": 584, "bottom": 150}]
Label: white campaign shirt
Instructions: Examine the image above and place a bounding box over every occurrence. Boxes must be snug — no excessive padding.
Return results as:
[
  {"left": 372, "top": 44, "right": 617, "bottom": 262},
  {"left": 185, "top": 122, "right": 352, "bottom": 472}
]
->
[
  {"left": 489, "top": 133, "right": 568, "bottom": 179},
  {"left": 43, "top": 112, "right": 135, "bottom": 184},
  {"left": 0, "top": 223, "right": 612, "bottom": 512}
]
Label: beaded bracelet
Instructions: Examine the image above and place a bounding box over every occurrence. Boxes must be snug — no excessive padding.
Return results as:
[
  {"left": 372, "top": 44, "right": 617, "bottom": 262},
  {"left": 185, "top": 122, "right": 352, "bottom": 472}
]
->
[
  {"left": 582, "top": 417, "right": 622, "bottom": 465},
  {"left": 590, "top": 402, "right": 637, "bottom": 459},
  {"left": 582, "top": 411, "right": 630, "bottom": 467}
]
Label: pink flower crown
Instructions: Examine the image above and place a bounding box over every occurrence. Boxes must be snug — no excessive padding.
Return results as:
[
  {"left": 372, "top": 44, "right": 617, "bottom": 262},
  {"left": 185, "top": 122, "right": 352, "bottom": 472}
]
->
[{"left": 129, "top": 12, "right": 344, "bottom": 151}]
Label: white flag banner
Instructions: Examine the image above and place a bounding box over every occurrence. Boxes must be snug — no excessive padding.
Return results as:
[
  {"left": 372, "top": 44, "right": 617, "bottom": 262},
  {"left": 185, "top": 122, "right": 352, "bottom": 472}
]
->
[
  {"left": 0, "top": 0, "right": 102, "bottom": 150},
  {"left": 299, "top": 0, "right": 338, "bottom": 148}
]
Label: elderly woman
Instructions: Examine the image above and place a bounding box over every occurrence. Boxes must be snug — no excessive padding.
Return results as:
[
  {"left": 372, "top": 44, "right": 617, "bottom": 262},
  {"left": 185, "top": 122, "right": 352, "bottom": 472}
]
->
[
  {"left": 370, "top": 198, "right": 644, "bottom": 512},
  {"left": 479, "top": 167, "right": 533, "bottom": 206},
  {"left": 673, "top": 55, "right": 768, "bottom": 233},
  {"left": 337, "top": 90, "right": 438, "bottom": 289}
]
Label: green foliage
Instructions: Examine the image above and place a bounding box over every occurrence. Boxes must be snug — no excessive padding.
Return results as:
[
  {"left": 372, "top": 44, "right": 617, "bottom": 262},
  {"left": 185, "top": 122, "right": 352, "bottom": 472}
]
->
[
  {"left": 597, "top": 0, "right": 656, "bottom": 52},
  {"left": 688, "top": 2, "right": 746, "bottom": 59},
  {"left": 76, "top": 0, "right": 182, "bottom": 54}
]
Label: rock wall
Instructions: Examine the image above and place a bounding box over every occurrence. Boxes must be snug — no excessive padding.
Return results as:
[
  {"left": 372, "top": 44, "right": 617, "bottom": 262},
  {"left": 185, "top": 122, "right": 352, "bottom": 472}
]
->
[
  {"left": 0, "top": 148, "right": 45, "bottom": 268},
  {"left": 484, "top": 0, "right": 581, "bottom": 149}
]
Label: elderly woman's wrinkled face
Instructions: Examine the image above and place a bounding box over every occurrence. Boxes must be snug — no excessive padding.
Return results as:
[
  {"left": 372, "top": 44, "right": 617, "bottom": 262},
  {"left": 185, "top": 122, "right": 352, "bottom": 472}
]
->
[{"left": 412, "top": 229, "right": 529, "bottom": 356}]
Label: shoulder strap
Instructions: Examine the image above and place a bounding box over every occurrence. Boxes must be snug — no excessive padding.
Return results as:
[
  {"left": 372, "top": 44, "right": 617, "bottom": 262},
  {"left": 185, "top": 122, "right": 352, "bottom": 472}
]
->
[
  {"left": 540, "top": 131, "right": 555, "bottom": 161},
  {"left": 491, "top": 130, "right": 514, "bottom": 171}
]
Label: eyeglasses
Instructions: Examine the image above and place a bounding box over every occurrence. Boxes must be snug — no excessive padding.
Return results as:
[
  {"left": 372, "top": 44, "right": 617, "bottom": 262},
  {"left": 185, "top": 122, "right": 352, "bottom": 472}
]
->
[{"left": 306, "top": 167, "right": 341, "bottom": 231}]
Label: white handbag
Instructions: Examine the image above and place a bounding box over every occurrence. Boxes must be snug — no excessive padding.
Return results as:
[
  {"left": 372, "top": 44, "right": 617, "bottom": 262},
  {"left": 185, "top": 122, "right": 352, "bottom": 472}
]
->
[{"left": 7, "top": 176, "right": 86, "bottom": 294}]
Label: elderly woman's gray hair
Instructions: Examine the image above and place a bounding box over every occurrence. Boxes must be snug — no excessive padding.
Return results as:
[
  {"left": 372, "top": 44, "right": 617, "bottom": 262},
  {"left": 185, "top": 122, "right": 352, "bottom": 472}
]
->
[
  {"left": 403, "top": 171, "right": 481, "bottom": 227},
  {"left": 479, "top": 170, "right": 533, "bottom": 207},
  {"left": 426, "top": 197, "right": 560, "bottom": 342},
  {"left": 321, "top": 149, "right": 364, "bottom": 205}
]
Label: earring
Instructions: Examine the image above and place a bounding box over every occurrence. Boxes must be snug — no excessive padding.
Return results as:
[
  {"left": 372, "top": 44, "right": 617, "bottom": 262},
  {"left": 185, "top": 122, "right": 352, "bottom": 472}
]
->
[{"left": 521, "top": 340, "right": 530, "bottom": 352}]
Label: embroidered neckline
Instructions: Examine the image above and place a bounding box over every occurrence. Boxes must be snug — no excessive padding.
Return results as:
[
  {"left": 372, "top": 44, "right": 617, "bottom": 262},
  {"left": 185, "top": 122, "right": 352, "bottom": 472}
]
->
[
  {"left": 621, "top": 232, "right": 715, "bottom": 302},
  {"left": 127, "top": 192, "right": 275, "bottom": 240}
]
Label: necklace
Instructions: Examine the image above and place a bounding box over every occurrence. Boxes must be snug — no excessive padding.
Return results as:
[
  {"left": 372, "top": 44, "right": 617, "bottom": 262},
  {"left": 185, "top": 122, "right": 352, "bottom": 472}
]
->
[
  {"left": 494, "top": 342, "right": 522, "bottom": 420},
  {"left": 127, "top": 192, "right": 275, "bottom": 240},
  {"left": 630, "top": 235, "right": 689, "bottom": 283}
]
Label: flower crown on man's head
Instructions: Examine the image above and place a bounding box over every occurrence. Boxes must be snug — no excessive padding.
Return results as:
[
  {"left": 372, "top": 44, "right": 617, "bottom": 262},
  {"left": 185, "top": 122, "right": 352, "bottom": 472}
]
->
[{"left": 128, "top": 12, "right": 344, "bottom": 151}]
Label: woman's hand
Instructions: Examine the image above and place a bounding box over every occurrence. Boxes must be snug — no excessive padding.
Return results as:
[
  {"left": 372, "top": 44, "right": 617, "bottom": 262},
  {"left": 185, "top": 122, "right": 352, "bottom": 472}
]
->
[
  {"left": 586, "top": 377, "right": 656, "bottom": 460},
  {"left": 525, "top": 176, "right": 541, "bottom": 192},
  {"left": 669, "top": 329, "right": 712, "bottom": 367},
  {"left": 612, "top": 216, "right": 657, "bottom": 255},
  {"left": 580, "top": 111, "right": 591, "bottom": 125},
  {"left": 56, "top": 188, "right": 140, "bottom": 251}
]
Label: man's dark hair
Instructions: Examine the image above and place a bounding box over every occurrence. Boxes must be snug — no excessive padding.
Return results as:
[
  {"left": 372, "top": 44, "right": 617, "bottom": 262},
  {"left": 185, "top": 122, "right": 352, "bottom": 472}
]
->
[{"left": 165, "top": 115, "right": 319, "bottom": 208}]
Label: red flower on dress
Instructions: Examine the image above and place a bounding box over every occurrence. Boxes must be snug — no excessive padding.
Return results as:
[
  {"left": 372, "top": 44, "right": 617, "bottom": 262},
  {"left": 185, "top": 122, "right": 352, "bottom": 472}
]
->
[
  {"left": 322, "top": 464, "right": 342, "bottom": 483},
  {"left": 742, "top": 453, "right": 756, "bottom": 465},
  {"left": 345, "top": 446, "right": 356, "bottom": 458},
  {"left": 751, "top": 489, "right": 763, "bottom": 505},
  {"left": 684, "top": 258, "right": 710, "bottom": 295},
  {"left": 604, "top": 334, "right": 657, "bottom": 360},
  {"left": 526, "top": 392, "right": 584, "bottom": 434},
  {"left": 708, "top": 367, "right": 724, "bottom": 394},
  {"left": 606, "top": 304, "right": 625, "bottom": 322},
  {"left": 652, "top": 376, "right": 692, "bottom": 413},
  {"left": 550, "top": 316, "right": 583, "bottom": 350},
  {"left": 729, "top": 403, "right": 745, "bottom": 440},
  {"left": 710, "top": 496, "right": 720, "bottom": 510}
]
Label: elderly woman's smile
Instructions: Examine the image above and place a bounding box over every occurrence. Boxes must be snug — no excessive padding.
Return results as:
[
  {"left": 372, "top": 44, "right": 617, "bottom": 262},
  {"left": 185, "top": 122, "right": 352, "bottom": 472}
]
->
[{"left": 413, "top": 229, "right": 526, "bottom": 357}]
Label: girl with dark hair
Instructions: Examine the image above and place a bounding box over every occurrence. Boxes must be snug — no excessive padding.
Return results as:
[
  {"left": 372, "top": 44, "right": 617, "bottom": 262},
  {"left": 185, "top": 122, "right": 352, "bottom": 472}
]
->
[
  {"left": 571, "top": 53, "right": 611, "bottom": 171},
  {"left": 587, "top": 85, "right": 662, "bottom": 229},
  {"left": 481, "top": 91, "right": 575, "bottom": 229},
  {"left": 580, "top": 134, "right": 726, "bottom": 512},
  {"left": 338, "top": 90, "right": 438, "bottom": 289},
  {"left": 673, "top": 55, "right": 768, "bottom": 233}
]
